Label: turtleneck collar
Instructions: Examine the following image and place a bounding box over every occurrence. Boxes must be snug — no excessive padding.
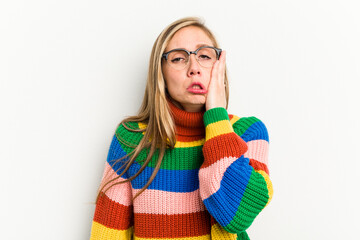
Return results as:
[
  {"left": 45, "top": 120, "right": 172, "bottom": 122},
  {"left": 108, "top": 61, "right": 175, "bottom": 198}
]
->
[{"left": 166, "top": 96, "right": 205, "bottom": 137}]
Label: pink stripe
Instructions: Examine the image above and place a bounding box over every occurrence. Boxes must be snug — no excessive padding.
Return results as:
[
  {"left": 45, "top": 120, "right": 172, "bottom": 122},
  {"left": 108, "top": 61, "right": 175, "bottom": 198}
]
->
[
  {"left": 100, "top": 163, "right": 133, "bottom": 206},
  {"left": 198, "top": 156, "right": 238, "bottom": 200},
  {"left": 133, "top": 189, "right": 205, "bottom": 214},
  {"left": 244, "top": 139, "right": 269, "bottom": 165}
]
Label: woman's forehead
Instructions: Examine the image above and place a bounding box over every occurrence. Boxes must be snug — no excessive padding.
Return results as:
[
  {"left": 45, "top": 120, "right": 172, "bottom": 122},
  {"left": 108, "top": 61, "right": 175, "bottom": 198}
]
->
[{"left": 165, "top": 26, "right": 213, "bottom": 51}]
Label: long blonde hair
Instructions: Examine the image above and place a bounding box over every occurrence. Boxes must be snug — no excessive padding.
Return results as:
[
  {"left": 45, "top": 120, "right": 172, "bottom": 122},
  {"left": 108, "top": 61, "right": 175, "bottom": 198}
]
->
[{"left": 96, "top": 16, "right": 229, "bottom": 203}]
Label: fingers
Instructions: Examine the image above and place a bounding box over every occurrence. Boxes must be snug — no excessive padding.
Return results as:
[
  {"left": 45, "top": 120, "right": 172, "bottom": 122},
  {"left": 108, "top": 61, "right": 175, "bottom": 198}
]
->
[
  {"left": 211, "top": 50, "right": 226, "bottom": 83},
  {"left": 205, "top": 50, "right": 227, "bottom": 110},
  {"left": 220, "top": 50, "right": 226, "bottom": 71},
  {"left": 218, "top": 50, "right": 226, "bottom": 83}
]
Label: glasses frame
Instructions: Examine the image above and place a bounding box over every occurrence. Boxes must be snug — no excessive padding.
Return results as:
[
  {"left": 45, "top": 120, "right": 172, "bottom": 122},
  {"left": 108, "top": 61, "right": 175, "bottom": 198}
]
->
[{"left": 162, "top": 46, "right": 222, "bottom": 69}]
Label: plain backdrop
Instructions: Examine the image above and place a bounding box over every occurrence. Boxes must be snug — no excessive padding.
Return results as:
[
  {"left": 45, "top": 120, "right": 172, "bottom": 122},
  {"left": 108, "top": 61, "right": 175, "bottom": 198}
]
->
[{"left": 1, "top": 0, "right": 359, "bottom": 239}]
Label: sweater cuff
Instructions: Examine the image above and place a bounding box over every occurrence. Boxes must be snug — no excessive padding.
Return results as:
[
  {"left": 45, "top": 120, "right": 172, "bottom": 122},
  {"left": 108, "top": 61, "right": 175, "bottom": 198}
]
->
[
  {"left": 203, "top": 107, "right": 229, "bottom": 126},
  {"left": 203, "top": 107, "right": 233, "bottom": 141}
]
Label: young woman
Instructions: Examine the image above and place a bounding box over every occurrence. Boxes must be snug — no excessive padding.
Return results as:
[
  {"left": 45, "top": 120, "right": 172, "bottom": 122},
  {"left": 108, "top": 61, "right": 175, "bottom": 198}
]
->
[{"left": 89, "top": 17, "right": 273, "bottom": 240}]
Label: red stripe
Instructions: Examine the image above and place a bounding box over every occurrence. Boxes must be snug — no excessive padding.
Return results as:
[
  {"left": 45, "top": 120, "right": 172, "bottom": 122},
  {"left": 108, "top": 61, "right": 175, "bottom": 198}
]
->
[
  {"left": 210, "top": 215, "right": 218, "bottom": 226},
  {"left": 249, "top": 158, "right": 269, "bottom": 175},
  {"left": 176, "top": 134, "right": 204, "bottom": 142},
  {"left": 175, "top": 126, "right": 205, "bottom": 138},
  {"left": 134, "top": 211, "right": 211, "bottom": 238},
  {"left": 202, "top": 132, "right": 248, "bottom": 168},
  {"left": 93, "top": 193, "right": 133, "bottom": 230}
]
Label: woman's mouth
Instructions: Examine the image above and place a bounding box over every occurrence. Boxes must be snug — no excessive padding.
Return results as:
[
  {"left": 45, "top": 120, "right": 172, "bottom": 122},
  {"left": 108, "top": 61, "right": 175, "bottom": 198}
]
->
[{"left": 187, "top": 82, "right": 207, "bottom": 94}]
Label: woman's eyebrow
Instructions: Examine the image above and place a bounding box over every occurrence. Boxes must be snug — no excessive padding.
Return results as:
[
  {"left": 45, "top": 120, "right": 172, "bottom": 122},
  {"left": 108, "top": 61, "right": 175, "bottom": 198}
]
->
[
  {"left": 181, "top": 43, "right": 214, "bottom": 50},
  {"left": 165, "top": 43, "right": 212, "bottom": 52},
  {"left": 196, "top": 43, "right": 212, "bottom": 48}
]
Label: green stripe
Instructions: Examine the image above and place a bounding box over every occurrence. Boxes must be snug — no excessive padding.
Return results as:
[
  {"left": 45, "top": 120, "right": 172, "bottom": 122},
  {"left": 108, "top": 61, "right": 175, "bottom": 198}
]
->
[
  {"left": 237, "top": 231, "right": 250, "bottom": 240},
  {"left": 232, "top": 116, "right": 262, "bottom": 136},
  {"left": 225, "top": 169, "right": 269, "bottom": 232},
  {"left": 134, "top": 145, "right": 204, "bottom": 170},
  {"left": 115, "top": 117, "right": 263, "bottom": 170},
  {"left": 115, "top": 122, "right": 204, "bottom": 170},
  {"left": 115, "top": 122, "right": 144, "bottom": 146},
  {"left": 203, "top": 107, "right": 229, "bottom": 127}
]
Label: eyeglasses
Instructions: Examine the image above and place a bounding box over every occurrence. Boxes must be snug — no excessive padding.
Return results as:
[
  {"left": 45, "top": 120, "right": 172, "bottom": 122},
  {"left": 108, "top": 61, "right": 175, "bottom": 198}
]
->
[{"left": 162, "top": 46, "right": 222, "bottom": 70}]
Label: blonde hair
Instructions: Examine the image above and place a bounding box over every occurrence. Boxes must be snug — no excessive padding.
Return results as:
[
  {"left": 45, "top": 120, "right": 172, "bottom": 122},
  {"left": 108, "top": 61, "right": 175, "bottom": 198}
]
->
[{"left": 96, "top": 16, "right": 229, "bottom": 203}]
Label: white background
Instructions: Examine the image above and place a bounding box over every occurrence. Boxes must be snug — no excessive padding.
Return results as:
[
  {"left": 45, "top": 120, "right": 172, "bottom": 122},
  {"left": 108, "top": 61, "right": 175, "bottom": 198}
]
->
[{"left": 1, "top": 0, "right": 359, "bottom": 239}]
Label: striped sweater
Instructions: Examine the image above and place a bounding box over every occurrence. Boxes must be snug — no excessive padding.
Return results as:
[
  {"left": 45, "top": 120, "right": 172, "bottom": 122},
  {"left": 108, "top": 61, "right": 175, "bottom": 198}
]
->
[{"left": 90, "top": 98, "right": 273, "bottom": 240}]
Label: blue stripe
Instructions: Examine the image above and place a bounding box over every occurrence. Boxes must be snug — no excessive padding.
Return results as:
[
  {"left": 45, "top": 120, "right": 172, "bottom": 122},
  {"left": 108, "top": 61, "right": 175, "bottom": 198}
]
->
[
  {"left": 241, "top": 121, "right": 269, "bottom": 142},
  {"left": 202, "top": 156, "right": 253, "bottom": 227},
  {"left": 106, "top": 134, "right": 131, "bottom": 179},
  {"left": 128, "top": 162, "right": 199, "bottom": 192},
  {"left": 106, "top": 134, "right": 199, "bottom": 192}
]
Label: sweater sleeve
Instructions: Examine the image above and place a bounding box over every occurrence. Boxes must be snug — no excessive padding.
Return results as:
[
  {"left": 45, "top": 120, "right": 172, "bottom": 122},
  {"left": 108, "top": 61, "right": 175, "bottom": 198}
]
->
[
  {"left": 199, "top": 107, "right": 273, "bottom": 234},
  {"left": 89, "top": 133, "right": 134, "bottom": 240}
]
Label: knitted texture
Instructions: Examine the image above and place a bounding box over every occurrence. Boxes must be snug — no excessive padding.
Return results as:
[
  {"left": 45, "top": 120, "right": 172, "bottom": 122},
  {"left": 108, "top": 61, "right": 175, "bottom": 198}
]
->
[{"left": 90, "top": 99, "right": 273, "bottom": 240}]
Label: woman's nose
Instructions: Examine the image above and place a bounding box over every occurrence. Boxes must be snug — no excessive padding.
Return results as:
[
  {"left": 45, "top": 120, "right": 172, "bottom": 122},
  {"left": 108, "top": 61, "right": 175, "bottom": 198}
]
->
[{"left": 187, "top": 54, "right": 201, "bottom": 76}]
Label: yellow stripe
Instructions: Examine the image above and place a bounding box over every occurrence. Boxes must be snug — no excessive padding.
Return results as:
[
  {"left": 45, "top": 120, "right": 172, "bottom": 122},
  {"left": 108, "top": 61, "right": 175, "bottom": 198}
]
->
[
  {"left": 205, "top": 120, "right": 233, "bottom": 141},
  {"left": 134, "top": 234, "right": 211, "bottom": 240},
  {"left": 174, "top": 139, "right": 205, "bottom": 148},
  {"left": 138, "top": 122, "right": 147, "bottom": 130},
  {"left": 90, "top": 221, "right": 133, "bottom": 240},
  {"left": 230, "top": 115, "right": 240, "bottom": 126},
  {"left": 211, "top": 223, "right": 237, "bottom": 239},
  {"left": 255, "top": 170, "right": 274, "bottom": 207}
]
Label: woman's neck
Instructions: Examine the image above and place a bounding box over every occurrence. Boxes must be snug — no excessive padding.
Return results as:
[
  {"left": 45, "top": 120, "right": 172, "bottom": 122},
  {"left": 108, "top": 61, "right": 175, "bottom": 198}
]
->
[{"left": 166, "top": 96, "right": 205, "bottom": 137}]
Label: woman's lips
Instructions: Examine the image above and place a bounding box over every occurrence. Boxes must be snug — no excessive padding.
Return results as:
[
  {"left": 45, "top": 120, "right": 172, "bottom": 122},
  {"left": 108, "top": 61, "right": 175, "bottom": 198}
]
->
[
  {"left": 187, "top": 82, "right": 207, "bottom": 94},
  {"left": 187, "top": 88, "right": 208, "bottom": 94}
]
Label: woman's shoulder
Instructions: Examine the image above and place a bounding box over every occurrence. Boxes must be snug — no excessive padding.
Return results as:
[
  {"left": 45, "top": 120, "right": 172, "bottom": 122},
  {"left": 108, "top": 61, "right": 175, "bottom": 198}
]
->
[
  {"left": 115, "top": 120, "right": 145, "bottom": 131},
  {"left": 113, "top": 120, "right": 146, "bottom": 146}
]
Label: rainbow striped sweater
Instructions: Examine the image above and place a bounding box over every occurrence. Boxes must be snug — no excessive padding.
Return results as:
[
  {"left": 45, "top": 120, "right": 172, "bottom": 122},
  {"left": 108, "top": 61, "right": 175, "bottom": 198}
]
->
[{"left": 90, "top": 99, "right": 273, "bottom": 240}]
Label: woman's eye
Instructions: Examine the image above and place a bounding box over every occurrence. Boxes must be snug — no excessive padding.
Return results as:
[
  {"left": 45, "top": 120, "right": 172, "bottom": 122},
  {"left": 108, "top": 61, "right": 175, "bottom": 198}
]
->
[
  {"left": 171, "top": 57, "right": 185, "bottom": 63},
  {"left": 199, "top": 55, "right": 211, "bottom": 60}
]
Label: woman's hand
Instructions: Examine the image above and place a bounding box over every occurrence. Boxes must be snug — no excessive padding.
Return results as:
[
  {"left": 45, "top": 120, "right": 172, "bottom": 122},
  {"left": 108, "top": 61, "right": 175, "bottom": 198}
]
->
[{"left": 205, "top": 50, "right": 227, "bottom": 111}]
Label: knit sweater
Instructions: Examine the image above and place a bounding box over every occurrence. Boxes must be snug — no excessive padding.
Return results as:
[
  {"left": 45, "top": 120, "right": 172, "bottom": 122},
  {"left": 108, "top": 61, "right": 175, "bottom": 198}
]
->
[{"left": 90, "top": 98, "right": 273, "bottom": 240}]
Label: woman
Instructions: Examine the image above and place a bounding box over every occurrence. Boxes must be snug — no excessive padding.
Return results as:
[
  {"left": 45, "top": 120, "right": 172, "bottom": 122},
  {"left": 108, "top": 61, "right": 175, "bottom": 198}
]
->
[{"left": 89, "top": 17, "right": 273, "bottom": 240}]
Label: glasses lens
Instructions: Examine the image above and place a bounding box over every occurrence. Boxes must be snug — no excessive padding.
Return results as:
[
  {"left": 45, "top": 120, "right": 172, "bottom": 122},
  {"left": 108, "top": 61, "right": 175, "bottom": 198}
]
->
[
  {"left": 165, "top": 47, "right": 219, "bottom": 69},
  {"left": 196, "top": 47, "right": 218, "bottom": 68},
  {"left": 167, "top": 50, "right": 189, "bottom": 70}
]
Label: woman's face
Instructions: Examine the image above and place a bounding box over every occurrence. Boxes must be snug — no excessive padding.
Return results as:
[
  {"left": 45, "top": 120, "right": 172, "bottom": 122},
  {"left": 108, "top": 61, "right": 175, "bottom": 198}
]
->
[{"left": 162, "top": 26, "right": 214, "bottom": 112}]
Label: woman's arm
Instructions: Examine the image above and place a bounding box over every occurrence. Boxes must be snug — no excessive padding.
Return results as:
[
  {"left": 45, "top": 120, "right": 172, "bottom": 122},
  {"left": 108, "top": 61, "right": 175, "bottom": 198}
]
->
[
  {"left": 199, "top": 107, "right": 273, "bottom": 234},
  {"left": 89, "top": 133, "right": 134, "bottom": 240}
]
